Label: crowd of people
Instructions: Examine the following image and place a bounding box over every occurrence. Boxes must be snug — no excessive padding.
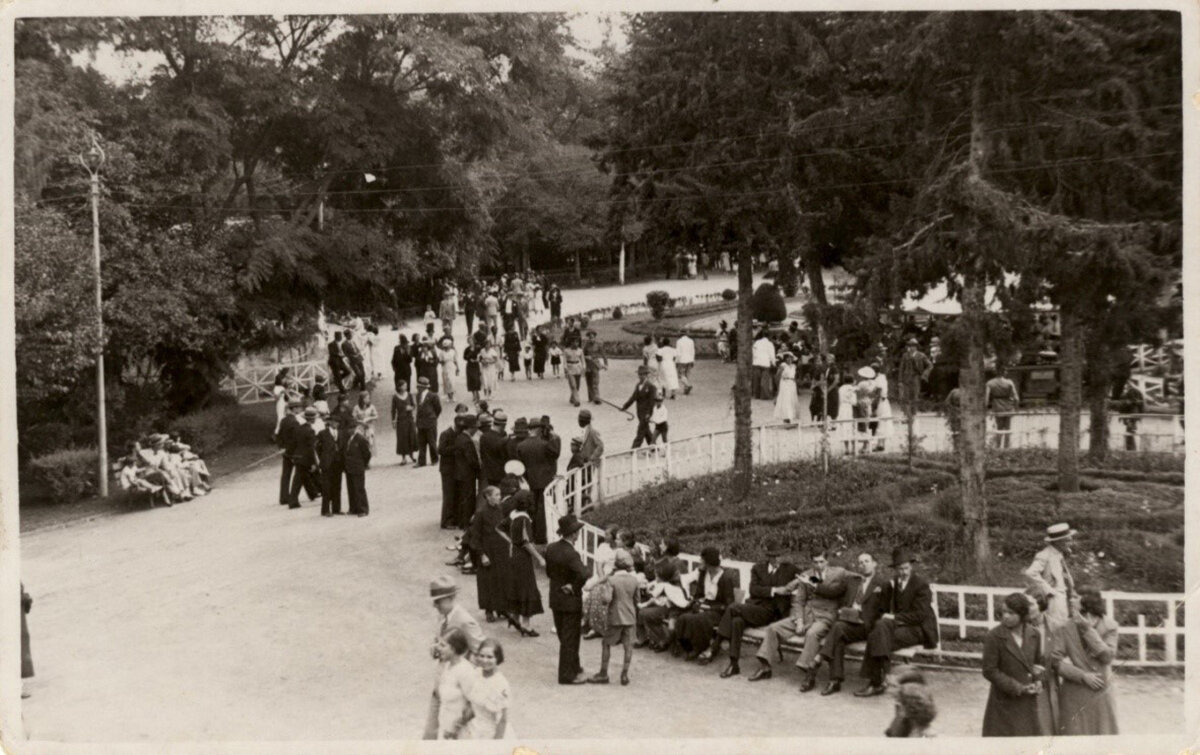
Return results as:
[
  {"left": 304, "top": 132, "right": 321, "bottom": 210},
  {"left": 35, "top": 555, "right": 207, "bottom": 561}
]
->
[{"left": 114, "top": 431, "right": 213, "bottom": 506}]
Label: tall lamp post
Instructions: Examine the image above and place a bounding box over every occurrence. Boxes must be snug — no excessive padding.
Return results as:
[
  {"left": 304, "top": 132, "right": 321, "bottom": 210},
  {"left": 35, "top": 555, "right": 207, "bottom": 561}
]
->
[{"left": 78, "top": 134, "right": 108, "bottom": 497}]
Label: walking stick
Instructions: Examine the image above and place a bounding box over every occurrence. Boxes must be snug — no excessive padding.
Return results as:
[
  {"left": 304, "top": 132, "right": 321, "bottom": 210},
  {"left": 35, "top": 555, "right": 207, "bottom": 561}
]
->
[{"left": 599, "top": 398, "right": 635, "bottom": 421}]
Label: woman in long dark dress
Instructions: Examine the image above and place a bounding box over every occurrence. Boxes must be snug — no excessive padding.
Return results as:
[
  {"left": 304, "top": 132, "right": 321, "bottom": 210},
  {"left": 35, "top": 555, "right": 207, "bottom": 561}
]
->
[
  {"left": 503, "top": 330, "right": 522, "bottom": 381},
  {"left": 470, "top": 484, "right": 515, "bottom": 623},
  {"left": 506, "top": 491, "right": 545, "bottom": 637},
  {"left": 673, "top": 546, "right": 738, "bottom": 660},
  {"left": 982, "top": 592, "right": 1046, "bottom": 737},
  {"left": 391, "top": 382, "right": 417, "bottom": 463},
  {"left": 392, "top": 334, "right": 413, "bottom": 392},
  {"left": 463, "top": 339, "right": 483, "bottom": 403}
]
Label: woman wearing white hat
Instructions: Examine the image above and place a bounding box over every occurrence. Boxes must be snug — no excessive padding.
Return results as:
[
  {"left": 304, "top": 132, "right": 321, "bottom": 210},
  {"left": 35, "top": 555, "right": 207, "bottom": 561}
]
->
[{"left": 854, "top": 366, "right": 880, "bottom": 453}]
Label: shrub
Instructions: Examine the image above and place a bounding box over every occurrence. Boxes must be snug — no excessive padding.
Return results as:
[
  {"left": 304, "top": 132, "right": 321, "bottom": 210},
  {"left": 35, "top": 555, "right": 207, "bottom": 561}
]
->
[
  {"left": 646, "top": 290, "right": 672, "bottom": 320},
  {"left": 26, "top": 446, "right": 98, "bottom": 504},
  {"left": 167, "top": 404, "right": 240, "bottom": 457},
  {"left": 721, "top": 288, "right": 736, "bottom": 301},
  {"left": 20, "top": 422, "right": 75, "bottom": 460},
  {"left": 611, "top": 306, "right": 623, "bottom": 320},
  {"left": 749, "top": 283, "right": 787, "bottom": 323}
]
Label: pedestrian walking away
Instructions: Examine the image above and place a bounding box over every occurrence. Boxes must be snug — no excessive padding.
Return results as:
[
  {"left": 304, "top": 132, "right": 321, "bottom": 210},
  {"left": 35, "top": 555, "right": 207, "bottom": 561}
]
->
[{"left": 675, "top": 333, "right": 695, "bottom": 395}]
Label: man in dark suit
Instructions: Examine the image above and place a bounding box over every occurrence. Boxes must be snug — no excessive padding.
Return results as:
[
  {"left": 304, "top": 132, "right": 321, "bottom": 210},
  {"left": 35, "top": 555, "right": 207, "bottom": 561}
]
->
[
  {"left": 516, "top": 415, "right": 561, "bottom": 545},
  {"left": 327, "top": 332, "right": 346, "bottom": 392},
  {"left": 437, "top": 407, "right": 468, "bottom": 530},
  {"left": 620, "top": 365, "right": 658, "bottom": 448},
  {"left": 414, "top": 376, "right": 442, "bottom": 466},
  {"left": 453, "top": 415, "right": 484, "bottom": 529},
  {"left": 330, "top": 392, "right": 355, "bottom": 436},
  {"left": 505, "top": 416, "right": 529, "bottom": 461},
  {"left": 702, "top": 543, "right": 799, "bottom": 678},
  {"left": 817, "top": 551, "right": 890, "bottom": 696},
  {"left": 545, "top": 515, "right": 589, "bottom": 685},
  {"left": 852, "top": 547, "right": 939, "bottom": 697},
  {"left": 316, "top": 416, "right": 344, "bottom": 516},
  {"left": 276, "top": 400, "right": 304, "bottom": 505},
  {"left": 288, "top": 407, "right": 322, "bottom": 508},
  {"left": 343, "top": 421, "right": 372, "bottom": 517},
  {"left": 479, "top": 413, "right": 509, "bottom": 487}
]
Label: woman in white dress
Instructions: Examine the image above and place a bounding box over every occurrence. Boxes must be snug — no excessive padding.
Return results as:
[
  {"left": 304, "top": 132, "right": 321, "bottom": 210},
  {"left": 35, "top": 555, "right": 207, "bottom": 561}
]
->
[
  {"left": 462, "top": 639, "right": 515, "bottom": 740},
  {"left": 773, "top": 352, "right": 800, "bottom": 424},
  {"left": 655, "top": 337, "right": 680, "bottom": 399},
  {"left": 352, "top": 391, "right": 379, "bottom": 453},
  {"left": 479, "top": 339, "right": 500, "bottom": 398},
  {"left": 836, "top": 374, "right": 858, "bottom": 454},
  {"left": 434, "top": 629, "right": 478, "bottom": 740},
  {"left": 872, "top": 362, "right": 893, "bottom": 451}
]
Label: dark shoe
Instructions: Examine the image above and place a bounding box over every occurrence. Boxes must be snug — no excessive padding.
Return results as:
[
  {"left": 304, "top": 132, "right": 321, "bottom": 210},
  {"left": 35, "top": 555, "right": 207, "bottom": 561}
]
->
[
  {"left": 620, "top": 670, "right": 630, "bottom": 686},
  {"left": 684, "top": 650, "right": 701, "bottom": 662},
  {"left": 719, "top": 662, "right": 740, "bottom": 679},
  {"left": 748, "top": 667, "right": 773, "bottom": 682},
  {"left": 485, "top": 612, "right": 497, "bottom": 623},
  {"left": 322, "top": 513, "right": 333, "bottom": 518},
  {"left": 854, "top": 683, "right": 887, "bottom": 698},
  {"left": 587, "top": 674, "right": 610, "bottom": 684},
  {"left": 357, "top": 512, "right": 367, "bottom": 517},
  {"left": 799, "top": 672, "right": 817, "bottom": 693},
  {"left": 561, "top": 675, "right": 587, "bottom": 685},
  {"left": 696, "top": 650, "right": 715, "bottom": 666},
  {"left": 289, "top": 504, "right": 300, "bottom": 509},
  {"left": 821, "top": 681, "right": 842, "bottom": 696},
  {"left": 460, "top": 567, "right": 477, "bottom": 575}
]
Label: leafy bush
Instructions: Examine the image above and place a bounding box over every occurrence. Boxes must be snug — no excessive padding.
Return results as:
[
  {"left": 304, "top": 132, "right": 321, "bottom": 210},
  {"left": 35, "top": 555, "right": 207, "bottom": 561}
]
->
[
  {"left": 20, "top": 422, "right": 75, "bottom": 460},
  {"left": 611, "top": 306, "right": 623, "bottom": 320},
  {"left": 721, "top": 288, "right": 736, "bottom": 301},
  {"left": 646, "top": 290, "right": 672, "bottom": 320},
  {"left": 749, "top": 283, "right": 787, "bottom": 323},
  {"left": 167, "top": 404, "right": 240, "bottom": 457},
  {"left": 26, "top": 446, "right": 98, "bottom": 504}
]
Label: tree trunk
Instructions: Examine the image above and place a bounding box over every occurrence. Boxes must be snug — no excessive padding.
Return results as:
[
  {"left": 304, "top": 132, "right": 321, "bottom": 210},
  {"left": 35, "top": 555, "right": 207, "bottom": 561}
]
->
[
  {"left": 776, "top": 248, "right": 798, "bottom": 297},
  {"left": 573, "top": 250, "right": 582, "bottom": 286},
  {"left": 958, "top": 274, "right": 993, "bottom": 581},
  {"left": 1058, "top": 309, "right": 1083, "bottom": 492},
  {"left": 732, "top": 240, "right": 755, "bottom": 500},
  {"left": 1085, "top": 342, "right": 1112, "bottom": 463},
  {"left": 804, "top": 249, "right": 827, "bottom": 306}
]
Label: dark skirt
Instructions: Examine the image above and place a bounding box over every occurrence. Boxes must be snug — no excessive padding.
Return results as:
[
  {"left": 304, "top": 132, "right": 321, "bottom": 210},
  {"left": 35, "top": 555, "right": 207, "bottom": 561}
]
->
[
  {"left": 395, "top": 414, "right": 417, "bottom": 455},
  {"left": 674, "top": 607, "right": 722, "bottom": 653},
  {"left": 466, "top": 362, "right": 482, "bottom": 392},
  {"left": 476, "top": 535, "right": 512, "bottom": 614},
  {"left": 505, "top": 352, "right": 521, "bottom": 374},
  {"left": 508, "top": 549, "right": 544, "bottom": 617}
]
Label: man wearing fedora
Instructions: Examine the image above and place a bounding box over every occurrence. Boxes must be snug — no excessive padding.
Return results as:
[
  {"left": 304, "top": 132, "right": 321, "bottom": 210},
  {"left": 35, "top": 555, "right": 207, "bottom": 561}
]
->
[
  {"left": 437, "top": 404, "right": 471, "bottom": 530},
  {"left": 287, "top": 407, "right": 322, "bottom": 509},
  {"left": 703, "top": 542, "right": 799, "bottom": 678},
  {"left": 343, "top": 420, "right": 373, "bottom": 517},
  {"left": 414, "top": 376, "right": 442, "bottom": 467},
  {"left": 1024, "top": 523, "right": 1077, "bottom": 621},
  {"left": 479, "top": 413, "right": 510, "bottom": 488},
  {"left": 545, "top": 515, "right": 590, "bottom": 685},
  {"left": 505, "top": 416, "right": 529, "bottom": 461},
  {"left": 423, "top": 575, "right": 486, "bottom": 739},
  {"left": 276, "top": 400, "right": 305, "bottom": 506},
  {"left": 854, "top": 547, "right": 938, "bottom": 697},
  {"left": 316, "top": 415, "right": 344, "bottom": 516},
  {"left": 517, "top": 416, "right": 561, "bottom": 545},
  {"left": 453, "top": 414, "right": 484, "bottom": 529},
  {"left": 621, "top": 365, "right": 658, "bottom": 448}
]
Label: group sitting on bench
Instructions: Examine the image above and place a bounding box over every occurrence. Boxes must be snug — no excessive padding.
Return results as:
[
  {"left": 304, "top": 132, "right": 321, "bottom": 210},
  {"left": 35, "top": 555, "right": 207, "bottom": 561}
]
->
[
  {"left": 635, "top": 542, "right": 938, "bottom": 698},
  {"left": 115, "top": 432, "right": 213, "bottom": 507}
]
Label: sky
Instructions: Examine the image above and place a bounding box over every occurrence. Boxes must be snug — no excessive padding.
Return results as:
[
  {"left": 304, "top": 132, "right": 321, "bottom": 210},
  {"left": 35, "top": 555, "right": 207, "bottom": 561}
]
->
[{"left": 73, "top": 13, "right": 627, "bottom": 85}]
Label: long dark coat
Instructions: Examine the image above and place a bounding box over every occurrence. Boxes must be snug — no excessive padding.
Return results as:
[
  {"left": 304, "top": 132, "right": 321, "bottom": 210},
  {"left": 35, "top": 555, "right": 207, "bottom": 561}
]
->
[
  {"left": 468, "top": 501, "right": 513, "bottom": 614},
  {"left": 982, "top": 623, "right": 1046, "bottom": 737}
]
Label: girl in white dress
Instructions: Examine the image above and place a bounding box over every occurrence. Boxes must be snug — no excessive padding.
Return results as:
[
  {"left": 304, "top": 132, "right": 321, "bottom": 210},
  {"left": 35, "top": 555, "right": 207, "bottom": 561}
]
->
[
  {"left": 462, "top": 639, "right": 515, "bottom": 740},
  {"left": 434, "top": 630, "right": 478, "bottom": 740},
  {"left": 655, "top": 337, "right": 680, "bottom": 398},
  {"left": 773, "top": 352, "right": 800, "bottom": 424},
  {"left": 836, "top": 374, "right": 858, "bottom": 453},
  {"left": 872, "top": 363, "right": 893, "bottom": 450},
  {"left": 352, "top": 392, "right": 379, "bottom": 453},
  {"left": 479, "top": 340, "right": 500, "bottom": 397}
]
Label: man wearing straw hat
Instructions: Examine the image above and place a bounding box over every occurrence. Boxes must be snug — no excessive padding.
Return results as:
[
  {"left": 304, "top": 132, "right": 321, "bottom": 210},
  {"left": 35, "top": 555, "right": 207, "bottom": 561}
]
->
[
  {"left": 423, "top": 575, "right": 486, "bottom": 739},
  {"left": 1024, "top": 523, "right": 1077, "bottom": 622}
]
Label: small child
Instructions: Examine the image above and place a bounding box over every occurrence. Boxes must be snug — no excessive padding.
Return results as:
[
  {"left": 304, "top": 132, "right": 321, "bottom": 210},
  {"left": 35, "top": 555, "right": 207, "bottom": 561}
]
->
[
  {"left": 548, "top": 341, "right": 563, "bottom": 377},
  {"left": 650, "top": 391, "right": 669, "bottom": 445},
  {"left": 522, "top": 340, "right": 534, "bottom": 380},
  {"left": 591, "top": 549, "right": 640, "bottom": 686},
  {"left": 717, "top": 321, "right": 730, "bottom": 363},
  {"left": 423, "top": 305, "right": 437, "bottom": 338}
]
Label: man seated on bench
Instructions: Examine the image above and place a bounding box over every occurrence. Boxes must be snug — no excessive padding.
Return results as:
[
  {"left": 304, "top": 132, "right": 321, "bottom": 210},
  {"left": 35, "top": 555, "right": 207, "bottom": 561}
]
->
[
  {"left": 699, "top": 541, "right": 798, "bottom": 678},
  {"left": 814, "top": 551, "right": 889, "bottom": 696},
  {"left": 751, "top": 549, "right": 852, "bottom": 687}
]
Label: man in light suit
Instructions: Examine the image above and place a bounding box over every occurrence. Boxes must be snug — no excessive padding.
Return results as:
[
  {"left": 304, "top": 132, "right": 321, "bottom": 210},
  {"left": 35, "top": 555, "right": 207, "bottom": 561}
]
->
[
  {"left": 703, "top": 543, "right": 799, "bottom": 678},
  {"left": 1024, "top": 522, "right": 1077, "bottom": 622},
  {"left": 577, "top": 409, "right": 604, "bottom": 505},
  {"left": 423, "top": 576, "right": 486, "bottom": 739},
  {"left": 752, "top": 550, "right": 852, "bottom": 688},
  {"left": 545, "top": 515, "right": 590, "bottom": 685}
]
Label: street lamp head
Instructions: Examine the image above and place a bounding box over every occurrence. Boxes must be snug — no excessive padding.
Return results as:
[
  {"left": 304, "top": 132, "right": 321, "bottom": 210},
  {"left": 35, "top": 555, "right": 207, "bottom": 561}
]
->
[{"left": 79, "top": 132, "right": 106, "bottom": 174}]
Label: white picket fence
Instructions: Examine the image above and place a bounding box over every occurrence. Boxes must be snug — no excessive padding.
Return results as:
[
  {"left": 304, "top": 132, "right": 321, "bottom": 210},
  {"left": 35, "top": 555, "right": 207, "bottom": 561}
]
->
[
  {"left": 543, "top": 410, "right": 1185, "bottom": 668},
  {"left": 218, "top": 360, "right": 330, "bottom": 405}
]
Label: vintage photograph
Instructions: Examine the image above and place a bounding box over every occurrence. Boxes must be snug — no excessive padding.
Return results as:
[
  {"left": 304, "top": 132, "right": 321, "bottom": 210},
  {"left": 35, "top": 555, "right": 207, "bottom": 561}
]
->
[{"left": 4, "top": 5, "right": 1190, "bottom": 748}]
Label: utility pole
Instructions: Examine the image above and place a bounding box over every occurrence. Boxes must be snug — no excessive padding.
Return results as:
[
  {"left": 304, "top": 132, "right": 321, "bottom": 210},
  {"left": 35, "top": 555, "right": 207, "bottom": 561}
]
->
[{"left": 78, "top": 134, "right": 108, "bottom": 497}]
